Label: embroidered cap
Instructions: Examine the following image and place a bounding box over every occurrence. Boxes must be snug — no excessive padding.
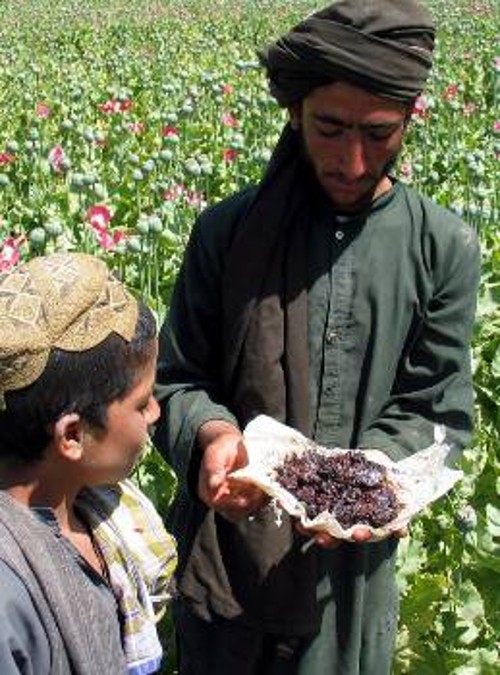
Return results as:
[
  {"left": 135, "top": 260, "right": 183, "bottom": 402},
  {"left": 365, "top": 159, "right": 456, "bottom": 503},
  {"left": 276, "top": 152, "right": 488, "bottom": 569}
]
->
[{"left": 0, "top": 252, "right": 138, "bottom": 409}]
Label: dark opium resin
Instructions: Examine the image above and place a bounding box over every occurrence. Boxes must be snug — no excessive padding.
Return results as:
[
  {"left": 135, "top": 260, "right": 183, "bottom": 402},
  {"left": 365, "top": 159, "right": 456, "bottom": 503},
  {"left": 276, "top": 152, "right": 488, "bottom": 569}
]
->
[{"left": 275, "top": 450, "right": 400, "bottom": 528}]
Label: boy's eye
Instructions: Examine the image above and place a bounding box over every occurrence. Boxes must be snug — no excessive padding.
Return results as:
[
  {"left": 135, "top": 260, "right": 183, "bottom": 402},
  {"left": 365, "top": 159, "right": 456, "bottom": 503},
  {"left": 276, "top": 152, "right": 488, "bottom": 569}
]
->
[{"left": 137, "top": 396, "right": 152, "bottom": 412}]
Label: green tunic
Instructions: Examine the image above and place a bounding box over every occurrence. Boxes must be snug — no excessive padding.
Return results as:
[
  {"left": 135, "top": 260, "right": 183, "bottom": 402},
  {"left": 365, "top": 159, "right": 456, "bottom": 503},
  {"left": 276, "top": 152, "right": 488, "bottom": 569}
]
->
[{"left": 155, "top": 180, "right": 480, "bottom": 674}]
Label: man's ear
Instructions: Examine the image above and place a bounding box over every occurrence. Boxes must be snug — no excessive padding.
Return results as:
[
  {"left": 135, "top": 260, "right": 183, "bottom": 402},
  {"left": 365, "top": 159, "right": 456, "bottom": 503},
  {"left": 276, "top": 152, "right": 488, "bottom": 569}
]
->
[
  {"left": 288, "top": 102, "right": 302, "bottom": 131},
  {"left": 53, "top": 413, "right": 84, "bottom": 461}
]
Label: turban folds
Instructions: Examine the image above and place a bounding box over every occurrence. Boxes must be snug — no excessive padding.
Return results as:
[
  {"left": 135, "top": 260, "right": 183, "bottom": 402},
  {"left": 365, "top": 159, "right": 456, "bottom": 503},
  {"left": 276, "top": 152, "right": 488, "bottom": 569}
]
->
[{"left": 259, "top": 0, "right": 435, "bottom": 104}]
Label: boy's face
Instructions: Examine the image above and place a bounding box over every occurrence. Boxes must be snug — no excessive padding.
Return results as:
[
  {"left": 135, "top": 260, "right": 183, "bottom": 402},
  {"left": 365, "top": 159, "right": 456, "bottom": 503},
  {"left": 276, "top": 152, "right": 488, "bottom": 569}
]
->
[
  {"left": 290, "top": 81, "right": 409, "bottom": 212},
  {"left": 80, "top": 340, "right": 160, "bottom": 485}
]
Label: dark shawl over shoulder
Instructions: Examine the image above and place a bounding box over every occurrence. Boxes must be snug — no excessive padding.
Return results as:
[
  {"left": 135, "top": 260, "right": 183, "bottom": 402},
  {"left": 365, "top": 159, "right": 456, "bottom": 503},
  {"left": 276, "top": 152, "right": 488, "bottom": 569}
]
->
[{"left": 222, "top": 125, "right": 313, "bottom": 437}]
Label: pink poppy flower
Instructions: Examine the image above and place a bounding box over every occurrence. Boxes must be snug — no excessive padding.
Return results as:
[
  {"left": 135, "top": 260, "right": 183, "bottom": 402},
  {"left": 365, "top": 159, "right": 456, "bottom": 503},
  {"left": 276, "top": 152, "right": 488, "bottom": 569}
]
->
[
  {"left": 463, "top": 102, "right": 477, "bottom": 117},
  {"left": 161, "top": 126, "right": 180, "bottom": 138},
  {"left": 99, "top": 99, "right": 120, "bottom": 115},
  {"left": 93, "top": 228, "right": 125, "bottom": 250},
  {"left": 129, "top": 121, "right": 145, "bottom": 135},
  {"left": 222, "top": 148, "right": 239, "bottom": 163},
  {"left": 99, "top": 99, "right": 132, "bottom": 115},
  {"left": 48, "top": 146, "right": 66, "bottom": 173},
  {"left": 185, "top": 189, "right": 207, "bottom": 209},
  {"left": 87, "top": 204, "right": 112, "bottom": 232},
  {"left": 399, "top": 161, "right": 413, "bottom": 179},
  {"left": 411, "top": 95, "right": 430, "bottom": 119},
  {"left": 0, "top": 235, "right": 25, "bottom": 271},
  {"left": 221, "top": 112, "right": 239, "bottom": 128},
  {"left": 0, "top": 153, "right": 15, "bottom": 167},
  {"left": 221, "top": 84, "right": 234, "bottom": 95},
  {"left": 36, "top": 102, "right": 51, "bottom": 119},
  {"left": 163, "top": 183, "right": 186, "bottom": 201}
]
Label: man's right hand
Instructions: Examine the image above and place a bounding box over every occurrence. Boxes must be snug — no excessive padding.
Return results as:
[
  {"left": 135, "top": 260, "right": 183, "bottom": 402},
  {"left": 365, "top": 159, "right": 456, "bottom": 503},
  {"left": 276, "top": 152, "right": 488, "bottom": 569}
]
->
[{"left": 196, "top": 420, "right": 267, "bottom": 522}]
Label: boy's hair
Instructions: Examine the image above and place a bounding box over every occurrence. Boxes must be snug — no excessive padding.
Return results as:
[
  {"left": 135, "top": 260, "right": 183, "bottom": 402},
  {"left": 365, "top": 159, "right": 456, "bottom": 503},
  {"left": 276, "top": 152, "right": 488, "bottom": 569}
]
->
[{"left": 0, "top": 300, "right": 156, "bottom": 464}]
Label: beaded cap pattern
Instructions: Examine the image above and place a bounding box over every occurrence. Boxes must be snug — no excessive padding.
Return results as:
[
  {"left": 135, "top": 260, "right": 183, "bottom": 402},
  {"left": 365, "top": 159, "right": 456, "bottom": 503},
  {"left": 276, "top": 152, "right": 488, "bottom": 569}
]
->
[{"left": 0, "top": 252, "right": 138, "bottom": 408}]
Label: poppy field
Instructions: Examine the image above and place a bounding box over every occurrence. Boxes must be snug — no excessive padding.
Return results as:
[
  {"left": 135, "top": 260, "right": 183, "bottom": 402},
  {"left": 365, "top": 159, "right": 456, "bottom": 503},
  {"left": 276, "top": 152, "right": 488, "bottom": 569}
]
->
[{"left": 0, "top": 0, "right": 498, "bottom": 672}]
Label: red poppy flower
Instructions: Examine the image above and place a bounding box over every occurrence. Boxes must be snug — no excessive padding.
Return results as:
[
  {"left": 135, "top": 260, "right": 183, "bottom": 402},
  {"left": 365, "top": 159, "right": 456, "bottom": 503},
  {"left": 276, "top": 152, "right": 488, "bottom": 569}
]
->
[
  {"left": 0, "top": 153, "right": 15, "bottom": 167},
  {"left": 161, "top": 126, "right": 180, "bottom": 138},
  {"left": 222, "top": 148, "right": 239, "bottom": 163},
  {"left": 442, "top": 84, "right": 459, "bottom": 101}
]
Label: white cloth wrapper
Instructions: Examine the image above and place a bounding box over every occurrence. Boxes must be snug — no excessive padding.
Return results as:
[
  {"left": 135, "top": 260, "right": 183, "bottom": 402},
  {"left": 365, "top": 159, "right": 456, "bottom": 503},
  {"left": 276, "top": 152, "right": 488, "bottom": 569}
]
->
[{"left": 229, "top": 415, "right": 463, "bottom": 541}]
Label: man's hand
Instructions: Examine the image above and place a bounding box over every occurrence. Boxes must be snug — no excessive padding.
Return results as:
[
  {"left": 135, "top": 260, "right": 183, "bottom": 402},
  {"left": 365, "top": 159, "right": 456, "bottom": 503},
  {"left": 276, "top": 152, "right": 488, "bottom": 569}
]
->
[{"left": 196, "top": 420, "right": 267, "bottom": 522}]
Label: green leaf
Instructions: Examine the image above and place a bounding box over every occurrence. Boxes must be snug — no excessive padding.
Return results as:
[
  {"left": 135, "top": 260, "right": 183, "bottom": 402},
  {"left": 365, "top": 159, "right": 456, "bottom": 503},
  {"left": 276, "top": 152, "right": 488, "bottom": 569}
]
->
[
  {"left": 475, "top": 511, "right": 500, "bottom": 574},
  {"left": 491, "top": 346, "right": 500, "bottom": 379},
  {"left": 399, "top": 573, "right": 446, "bottom": 639},
  {"left": 450, "top": 648, "right": 500, "bottom": 675},
  {"left": 396, "top": 534, "right": 427, "bottom": 593},
  {"left": 475, "top": 289, "right": 499, "bottom": 318},
  {"left": 455, "top": 580, "right": 485, "bottom": 645}
]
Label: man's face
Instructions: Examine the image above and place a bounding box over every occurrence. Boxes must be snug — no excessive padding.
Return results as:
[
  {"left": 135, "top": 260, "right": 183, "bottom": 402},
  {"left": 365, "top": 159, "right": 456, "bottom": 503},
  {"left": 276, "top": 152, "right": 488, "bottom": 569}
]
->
[{"left": 291, "top": 81, "right": 410, "bottom": 212}]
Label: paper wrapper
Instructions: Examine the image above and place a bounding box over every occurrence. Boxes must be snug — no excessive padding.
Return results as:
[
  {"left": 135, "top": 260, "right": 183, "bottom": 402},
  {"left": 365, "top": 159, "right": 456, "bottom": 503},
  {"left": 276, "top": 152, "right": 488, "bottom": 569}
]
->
[{"left": 229, "top": 415, "right": 463, "bottom": 542}]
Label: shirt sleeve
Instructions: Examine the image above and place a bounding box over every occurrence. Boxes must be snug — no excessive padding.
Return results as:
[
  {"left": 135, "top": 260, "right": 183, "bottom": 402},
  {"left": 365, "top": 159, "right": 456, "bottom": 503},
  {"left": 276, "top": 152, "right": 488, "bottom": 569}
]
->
[
  {"left": 153, "top": 195, "right": 252, "bottom": 492},
  {"left": 358, "top": 221, "right": 481, "bottom": 463},
  {"left": 0, "top": 561, "right": 51, "bottom": 675}
]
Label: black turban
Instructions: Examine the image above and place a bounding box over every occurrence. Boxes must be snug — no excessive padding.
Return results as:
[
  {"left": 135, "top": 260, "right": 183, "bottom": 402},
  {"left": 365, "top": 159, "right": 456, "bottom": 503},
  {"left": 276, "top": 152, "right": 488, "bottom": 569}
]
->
[{"left": 259, "top": 0, "right": 435, "bottom": 104}]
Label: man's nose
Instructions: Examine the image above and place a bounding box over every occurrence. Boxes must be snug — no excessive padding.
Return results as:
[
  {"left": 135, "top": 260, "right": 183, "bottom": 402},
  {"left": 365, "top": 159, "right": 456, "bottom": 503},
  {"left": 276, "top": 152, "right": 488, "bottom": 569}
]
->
[{"left": 339, "top": 133, "right": 367, "bottom": 180}]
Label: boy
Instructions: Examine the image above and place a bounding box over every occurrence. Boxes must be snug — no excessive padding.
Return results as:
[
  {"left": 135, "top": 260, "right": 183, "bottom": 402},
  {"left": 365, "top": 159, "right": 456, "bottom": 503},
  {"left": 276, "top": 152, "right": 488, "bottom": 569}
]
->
[{"left": 0, "top": 252, "right": 176, "bottom": 674}]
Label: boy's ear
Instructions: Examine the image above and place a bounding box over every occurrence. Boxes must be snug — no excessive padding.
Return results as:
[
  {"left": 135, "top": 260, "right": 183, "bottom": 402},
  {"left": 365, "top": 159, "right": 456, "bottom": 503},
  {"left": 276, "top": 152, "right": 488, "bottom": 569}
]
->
[
  {"left": 53, "top": 413, "right": 84, "bottom": 461},
  {"left": 288, "top": 103, "right": 302, "bottom": 131}
]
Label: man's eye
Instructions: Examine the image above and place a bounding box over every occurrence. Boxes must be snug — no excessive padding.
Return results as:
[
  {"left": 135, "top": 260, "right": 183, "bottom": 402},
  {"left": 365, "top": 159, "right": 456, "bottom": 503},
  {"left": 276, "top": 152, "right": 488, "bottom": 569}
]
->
[
  {"left": 365, "top": 126, "right": 400, "bottom": 141},
  {"left": 317, "top": 126, "right": 343, "bottom": 138}
]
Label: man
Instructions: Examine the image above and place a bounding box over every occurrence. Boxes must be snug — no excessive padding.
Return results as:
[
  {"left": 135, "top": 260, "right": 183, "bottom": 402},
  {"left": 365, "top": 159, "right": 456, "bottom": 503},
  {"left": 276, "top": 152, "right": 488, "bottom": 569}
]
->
[{"left": 155, "top": 1, "right": 480, "bottom": 673}]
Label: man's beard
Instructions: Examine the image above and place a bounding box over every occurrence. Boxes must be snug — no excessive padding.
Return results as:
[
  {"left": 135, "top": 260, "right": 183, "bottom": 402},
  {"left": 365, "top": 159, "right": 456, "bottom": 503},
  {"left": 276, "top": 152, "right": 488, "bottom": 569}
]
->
[{"left": 297, "top": 131, "right": 402, "bottom": 213}]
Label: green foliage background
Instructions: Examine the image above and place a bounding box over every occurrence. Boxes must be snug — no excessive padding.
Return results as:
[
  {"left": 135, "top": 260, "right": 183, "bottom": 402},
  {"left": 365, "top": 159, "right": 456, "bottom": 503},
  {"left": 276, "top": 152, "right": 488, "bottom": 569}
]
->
[{"left": 0, "top": 1, "right": 497, "bottom": 673}]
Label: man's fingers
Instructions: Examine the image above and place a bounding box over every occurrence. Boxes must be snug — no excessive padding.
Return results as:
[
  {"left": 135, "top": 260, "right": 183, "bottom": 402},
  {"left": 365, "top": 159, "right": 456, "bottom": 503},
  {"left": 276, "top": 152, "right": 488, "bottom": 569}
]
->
[
  {"left": 313, "top": 533, "right": 342, "bottom": 549},
  {"left": 351, "top": 526, "right": 373, "bottom": 542},
  {"left": 207, "top": 470, "right": 228, "bottom": 493}
]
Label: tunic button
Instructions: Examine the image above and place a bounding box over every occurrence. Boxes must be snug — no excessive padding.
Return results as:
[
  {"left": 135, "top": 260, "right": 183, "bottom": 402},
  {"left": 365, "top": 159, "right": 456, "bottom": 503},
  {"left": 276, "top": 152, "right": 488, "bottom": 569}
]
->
[
  {"left": 335, "top": 230, "right": 344, "bottom": 241},
  {"left": 326, "top": 329, "right": 338, "bottom": 343}
]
